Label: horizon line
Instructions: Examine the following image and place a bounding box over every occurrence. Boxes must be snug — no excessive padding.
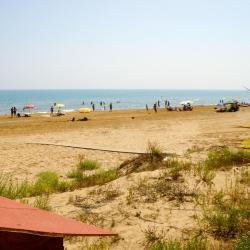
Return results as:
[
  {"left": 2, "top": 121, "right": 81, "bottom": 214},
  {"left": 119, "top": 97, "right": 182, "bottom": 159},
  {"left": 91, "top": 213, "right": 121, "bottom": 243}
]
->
[{"left": 0, "top": 88, "right": 245, "bottom": 91}]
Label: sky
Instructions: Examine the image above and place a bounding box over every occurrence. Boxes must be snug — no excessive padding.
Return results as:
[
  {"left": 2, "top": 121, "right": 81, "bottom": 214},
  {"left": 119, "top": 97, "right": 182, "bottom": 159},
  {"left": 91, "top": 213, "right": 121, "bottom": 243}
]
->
[{"left": 0, "top": 0, "right": 249, "bottom": 90}]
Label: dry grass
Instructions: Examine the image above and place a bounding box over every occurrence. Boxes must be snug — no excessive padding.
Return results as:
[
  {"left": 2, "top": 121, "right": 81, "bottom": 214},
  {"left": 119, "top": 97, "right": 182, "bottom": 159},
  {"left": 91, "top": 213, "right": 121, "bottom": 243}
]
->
[
  {"left": 205, "top": 147, "right": 250, "bottom": 170},
  {"left": 144, "top": 227, "right": 209, "bottom": 250},
  {"left": 89, "top": 184, "right": 121, "bottom": 202},
  {"left": 201, "top": 183, "right": 250, "bottom": 239},
  {"left": 126, "top": 175, "right": 197, "bottom": 205}
]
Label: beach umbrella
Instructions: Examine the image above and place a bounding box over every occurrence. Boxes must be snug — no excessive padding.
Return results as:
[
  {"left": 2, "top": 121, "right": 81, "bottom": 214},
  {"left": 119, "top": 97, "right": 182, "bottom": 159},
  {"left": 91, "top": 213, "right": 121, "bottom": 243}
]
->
[
  {"left": 23, "top": 104, "right": 35, "bottom": 114},
  {"left": 180, "top": 100, "right": 193, "bottom": 105},
  {"left": 54, "top": 103, "right": 65, "bottom": 109},
  {"left": 79, "top": 108, "right": 91, "bottom": 113},
  {"left": 23, "top": 104, "right": 35, "bottom": 110}
]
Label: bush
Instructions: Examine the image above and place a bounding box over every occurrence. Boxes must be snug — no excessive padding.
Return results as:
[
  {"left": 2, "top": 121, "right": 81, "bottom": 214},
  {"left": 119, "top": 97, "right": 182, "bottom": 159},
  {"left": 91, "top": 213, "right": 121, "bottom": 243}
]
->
[
  {"left": 80, "top": 169, "right": 119, "bottom": 187},
  {"left": 78, "top": 159, "right": 99, "bottom": 171},
  {"left": 147, "top": 142, "right": 165, "bottom": 163},
  {"left": 0, "top": 174, "right": 31, "bottom": 199},
  {"left": 197, "top": 164, "right": 216, "bottom": 185},
  {"left": 32, "top": 171, "right": 59, "bottom": 195},
  {"left": 144, "top": 226, "right": 209, "bottom": 250},
  {"left": 234, "top": 233, "right": 250, "bottom": 250},
  {"left": 202, "top": 184, "right": 250, "bottom": 239},
  {"left": 205, "top": 147, "right": 250, "bottom": 170},
  {"left": 164, "top": 158, "right": 191, "bottom": 172},
  {"left": 67, "top": 169, "right": 83, "bottom": 180},
  {"left": 33, "top": 195, "right": 51, "bottom": 211},
  {"left": 204, "top": 207, "right": 242, "bottom": 238}
]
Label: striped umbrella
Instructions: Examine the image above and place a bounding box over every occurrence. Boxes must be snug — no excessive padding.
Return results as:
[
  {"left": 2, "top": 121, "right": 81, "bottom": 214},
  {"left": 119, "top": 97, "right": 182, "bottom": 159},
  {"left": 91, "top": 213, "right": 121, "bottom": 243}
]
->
[{"left": 23, "top": 104, "right": 35, "bottom": 110}]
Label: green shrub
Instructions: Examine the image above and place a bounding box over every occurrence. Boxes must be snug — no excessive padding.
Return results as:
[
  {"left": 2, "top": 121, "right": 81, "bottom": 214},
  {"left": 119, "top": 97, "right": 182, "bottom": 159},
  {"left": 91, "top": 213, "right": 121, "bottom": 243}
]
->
[
  {"left": 164, "top": 158, "right": 191, "bottom": 172},
  {"left": 204, "top": 207, "right": 242, "bottom": 238},
  {"left": 0, "top": 174, "right": 31, "bottom": 199},
  {"left": 67, "top": 169, "right": 83, "bottom": 180},
  {"left": 78, "top": 159, "right": 99, "bottom": 170},
  {"left": 197, "top": 164, "right": 216, "bottom": 185},
  {"left": 205, "top": 147, "right": 250, "bottom": 170},
  {"left": 144, "top": 226, "right": 209, "bottom": 250},
  {"left": 147, "top": 142, "right": 165, "bottom": 162},
  {"left": 202, "top": 184, "right": 250, "bottom": 239},
  {"left": 169, "top": 165, "right": 183, "bottom": 181},
  {"left": 234, "top": 233, "right": 250, "bottom": 250},
  {"left": 32, "top": 171, "right": 59, "bottom": 195},
  {"left": 80, "top": 169, "right": 119, "bottom": 187},
  {"left": 57, "top": 180, "right": 74, "bottom": 192},
  {"left": 33, "top": 195, "right": 51, "bottom": 211},
  {"left": 147, "top": 238, "right": 209, "bottom": 250},
  {"left": 238, "top": 169, "right": 250, "bottom": 186}
]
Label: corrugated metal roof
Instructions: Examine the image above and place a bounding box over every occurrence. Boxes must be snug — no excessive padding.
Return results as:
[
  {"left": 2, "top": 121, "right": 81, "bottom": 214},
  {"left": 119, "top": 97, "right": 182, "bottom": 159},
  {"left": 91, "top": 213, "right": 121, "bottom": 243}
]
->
[{"left": 0, "top": 196, "right": 115, "bottom": 237}]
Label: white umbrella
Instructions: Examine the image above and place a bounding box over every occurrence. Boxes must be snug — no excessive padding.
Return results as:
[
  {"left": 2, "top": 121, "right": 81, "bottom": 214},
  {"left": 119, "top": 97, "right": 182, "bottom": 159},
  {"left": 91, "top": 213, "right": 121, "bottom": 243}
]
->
[{"left": 180, "top": 100, "right": 193, "bottom": 105}]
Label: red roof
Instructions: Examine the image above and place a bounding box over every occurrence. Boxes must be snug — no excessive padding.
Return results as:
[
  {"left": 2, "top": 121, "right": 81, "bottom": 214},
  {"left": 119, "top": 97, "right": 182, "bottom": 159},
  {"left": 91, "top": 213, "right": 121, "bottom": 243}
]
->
[{"left": 0, "top": 196, "right": 115, "bottom": 237}]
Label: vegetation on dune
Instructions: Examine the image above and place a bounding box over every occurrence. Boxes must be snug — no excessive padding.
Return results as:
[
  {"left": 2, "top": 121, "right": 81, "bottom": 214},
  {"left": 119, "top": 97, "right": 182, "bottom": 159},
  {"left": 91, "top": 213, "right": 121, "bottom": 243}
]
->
[
  {"left": 146, "top": 142, "right": 165, "bottom": 163},
  {"left": 20, "top": 195, "right": 51, "bottom": 211},
  {"left": 33, "top": 195, "right": 51, "bottom": 211},
  {"left": 0, "top": 171, "right": 74, "bottom": 199},
  {"left": 234, "top": 233, "right": 250, "bottom": 250},
  {"left": 205, "top": 147, "right": 250, "bottom": 170},
  {"left": 238, "top": 168, "right": 250, "bottom": 186},
  {"left": 32, "top": 171, "right": 60, "bottom": 195},
  {"left": 67, "top": 157, "right": 118, "bottom": 188},
  {"left": 1, "top": 141, "right": 250, "bottom": 249},
  {"left": 126, "top": 175, "right": 197, "bottom": 205},
  {"left": 67, "top": 168, "right": 83, "bottom": 180},
  {"left": 75, "top": 169, "right": 119, "bottom": 188},
  {"left": 119, "top": 142, "right": 191, "bottom": 176},
  {"left": 0, "top": 174, "right": 30, "bottom": 199},
  {"left": 201, "top": 183, "right": 250, "bottom": 239},
  {"left": 144, "top": 227, "right": 209, "bottom": 250},
  {"left": 241, "top": 139, "right": 250, "bottom": 149},
  {"left": 196, "top": 164, "right": 216, "bottom": 185},
  {"left": 77, "top": 156, "right": 99, "bottom": 171}
]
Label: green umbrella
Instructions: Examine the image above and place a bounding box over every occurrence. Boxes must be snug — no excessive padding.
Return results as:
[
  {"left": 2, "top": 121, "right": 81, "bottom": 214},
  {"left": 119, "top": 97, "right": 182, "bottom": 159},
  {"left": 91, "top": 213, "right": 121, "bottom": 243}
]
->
[{"left": 54, "top": 103, "right": 65, "bottom": 109}]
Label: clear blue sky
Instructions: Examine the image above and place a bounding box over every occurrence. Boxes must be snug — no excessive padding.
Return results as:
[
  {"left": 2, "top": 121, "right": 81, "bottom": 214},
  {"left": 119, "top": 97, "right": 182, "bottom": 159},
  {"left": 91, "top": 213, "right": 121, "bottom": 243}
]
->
[{"left": 0, "top": 0, "right": 249, "bottom": 89}]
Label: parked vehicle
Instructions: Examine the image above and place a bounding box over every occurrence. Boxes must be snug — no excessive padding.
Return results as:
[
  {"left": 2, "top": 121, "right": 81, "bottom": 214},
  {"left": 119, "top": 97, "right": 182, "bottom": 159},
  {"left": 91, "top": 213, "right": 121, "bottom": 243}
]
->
[{"left": 216, "top": 100, "right": 239, "bottom": 112}]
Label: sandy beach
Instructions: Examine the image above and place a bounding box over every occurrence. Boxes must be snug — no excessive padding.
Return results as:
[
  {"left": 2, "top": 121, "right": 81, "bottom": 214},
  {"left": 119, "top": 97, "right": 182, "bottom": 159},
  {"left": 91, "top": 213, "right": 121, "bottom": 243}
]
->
[{"left": 0, "top": 106, "right": 250, "bottom": 249}]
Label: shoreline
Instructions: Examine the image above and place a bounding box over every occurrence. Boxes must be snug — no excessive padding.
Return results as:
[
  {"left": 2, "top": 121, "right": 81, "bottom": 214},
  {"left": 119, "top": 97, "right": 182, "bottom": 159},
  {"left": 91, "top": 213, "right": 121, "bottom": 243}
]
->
[{"left": 0, "top": 104, "right": 218, "bottom": 117}]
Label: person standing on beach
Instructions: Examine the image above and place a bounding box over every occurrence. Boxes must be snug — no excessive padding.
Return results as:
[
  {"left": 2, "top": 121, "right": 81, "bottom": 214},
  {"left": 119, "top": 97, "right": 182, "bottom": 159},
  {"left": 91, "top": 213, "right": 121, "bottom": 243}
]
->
[
  {"left": 50, "top": 106, "right": 54, "bottom": 116},
  {"left": 13, "top": 107, "right": 17, "bottom": 116},
  {"left": 109, "top": 103, "right": 112, "bottom": 112},
  {"left": 158, "top": 100, "right": 160, "bottom": 107},
  {"left": 146, "top": 104, "right": 148, "bottom": 111},
  {"left": 10, "top": 107, "right": 14, "bottom": 117},
  {"left": 153, "top": 103, "right": 157, "bottom": 113},
  {"left": 92, "top": 103, "right": 95, "bottom": 111}
]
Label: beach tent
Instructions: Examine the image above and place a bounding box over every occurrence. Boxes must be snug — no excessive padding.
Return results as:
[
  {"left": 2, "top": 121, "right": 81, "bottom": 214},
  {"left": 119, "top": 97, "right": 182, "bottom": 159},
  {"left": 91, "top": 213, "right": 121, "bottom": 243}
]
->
[{"left": 0, "top": 196, "right": 115, "bottom": 250}]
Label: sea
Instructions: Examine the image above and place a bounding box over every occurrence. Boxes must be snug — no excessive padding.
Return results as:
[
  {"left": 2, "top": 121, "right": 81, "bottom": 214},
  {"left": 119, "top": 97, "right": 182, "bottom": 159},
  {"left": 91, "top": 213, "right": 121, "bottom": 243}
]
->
[{"left": 0, "top": 89, "right": 249, "bottom": 114}]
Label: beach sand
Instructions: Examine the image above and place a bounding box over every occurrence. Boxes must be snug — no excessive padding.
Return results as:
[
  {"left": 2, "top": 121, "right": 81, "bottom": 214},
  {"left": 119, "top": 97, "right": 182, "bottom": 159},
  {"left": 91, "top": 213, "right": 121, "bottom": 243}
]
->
[{"left": 0, "top": 106, "right": 250, "bottom": 249}]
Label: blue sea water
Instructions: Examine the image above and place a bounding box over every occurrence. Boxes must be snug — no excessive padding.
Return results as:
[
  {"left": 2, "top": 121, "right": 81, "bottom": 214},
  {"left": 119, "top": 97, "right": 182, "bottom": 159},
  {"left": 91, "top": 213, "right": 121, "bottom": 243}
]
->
[{"left": 0, "top": 89, "right": 249, "bottom": 114}]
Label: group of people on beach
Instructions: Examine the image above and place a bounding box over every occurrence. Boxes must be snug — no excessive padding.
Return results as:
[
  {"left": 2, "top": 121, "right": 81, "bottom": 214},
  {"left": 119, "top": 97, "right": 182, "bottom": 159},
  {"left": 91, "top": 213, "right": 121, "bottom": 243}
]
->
[
  {"left": 148, "top": 99, "right": 172, "bottom": 113},
  {"left": 84, "top": 101, "right": 113, "bottom": 112},
  {"left": 10, "top": 106, "right": 17, "bottom": 117}
]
